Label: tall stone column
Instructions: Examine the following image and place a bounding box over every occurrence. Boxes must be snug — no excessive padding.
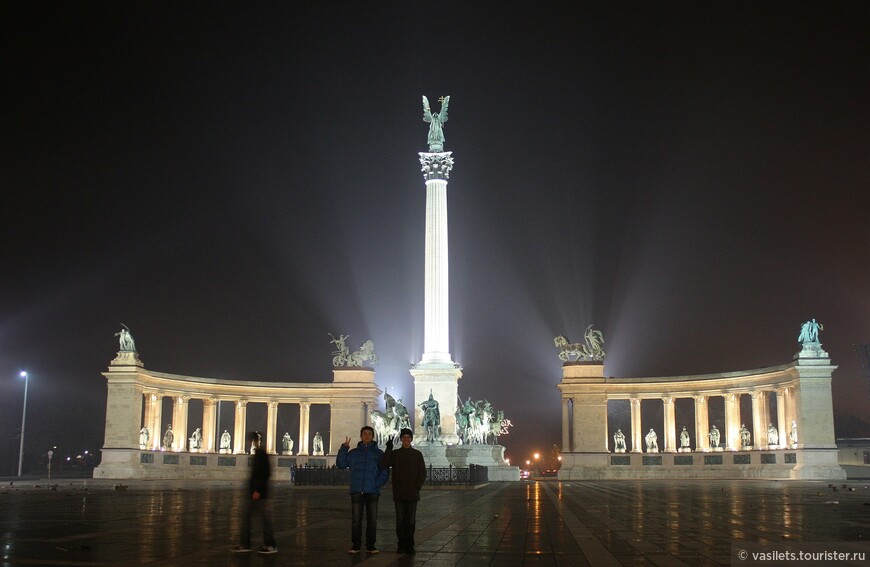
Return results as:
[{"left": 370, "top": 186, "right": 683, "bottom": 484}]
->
[
  {"left": 724, "top": 393, "right": 740, "bottom": 450},
  {"left": 759, "top": 390, "right": 770, "bottom": 435},
  {"left": 266, "top": 401, "right": 278, "bottom": 454},
  {"left": 694, "top": 395, "right": 709, "bottom": 451},
  {"left": 233, "top": 400, "right": 248, "bottom": 454},
  {"left": 411, "top": 150, "right": 461, "bottom": 444},
  {"left": 561, "top": 398, "right": 571, "bottom": 452},
  {"left": 298, "top": 402, "right": 311, "bottom": 455},
  {"left": 630, "top": 398, "right": 643, "bottom": 453},
  {"left": 662, "top": 396, "right": 676, "bottom": 452},
  {"left": 751, "top": 390, "right": 765, "bottom": 450},
  {"left": 202, "top": 398, "right": 217, "bottom": 453}
]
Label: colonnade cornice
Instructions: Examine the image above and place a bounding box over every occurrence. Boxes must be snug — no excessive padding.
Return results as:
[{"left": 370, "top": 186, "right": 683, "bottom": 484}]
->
[{"left": 113, "top": 370, "right": 380, "bottom": 400}]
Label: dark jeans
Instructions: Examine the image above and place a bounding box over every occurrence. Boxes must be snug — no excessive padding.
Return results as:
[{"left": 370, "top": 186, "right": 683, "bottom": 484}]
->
[
  {"left": 395, "top": 500, "right": 418, "bottom": 551},
  {"left": 350, "top": 493, "right": 379, "bottom": 549},
  {"left": 240, "top": 496, "right": 276, "bottom": 548}
]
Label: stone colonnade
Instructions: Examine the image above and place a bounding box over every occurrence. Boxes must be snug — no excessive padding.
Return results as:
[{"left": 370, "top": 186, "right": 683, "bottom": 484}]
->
[
  {"left": 557, "top": 346, "right": 842, "bottom": 479},
  {"left": 98, "top": 352, "right": 381, "bottom": 461},
  {"left": 560, "top": 384, "right": 796, "bottom": 453}
]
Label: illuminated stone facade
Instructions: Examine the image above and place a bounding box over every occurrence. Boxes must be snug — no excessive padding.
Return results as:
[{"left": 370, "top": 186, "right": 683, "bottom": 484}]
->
[{"left": 558, "top": 346, "right": 845, "bottom": 480}]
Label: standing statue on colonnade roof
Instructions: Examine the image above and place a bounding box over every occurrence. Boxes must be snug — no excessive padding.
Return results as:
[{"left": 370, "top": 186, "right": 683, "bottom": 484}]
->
[
  {"left": 798, "top": 319, "right": 823, "bottom": 343},
  {"left": 115, "top": 324, "right": 136, "bottom": 352}
]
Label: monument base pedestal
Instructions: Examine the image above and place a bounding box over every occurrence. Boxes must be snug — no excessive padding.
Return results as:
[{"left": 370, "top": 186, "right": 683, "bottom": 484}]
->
[
  {"left": 558, "top": 449, "right": 846, "bottom": 480},
  {"left": 416, "top": 444, "right": 520, "bottom": 481}
]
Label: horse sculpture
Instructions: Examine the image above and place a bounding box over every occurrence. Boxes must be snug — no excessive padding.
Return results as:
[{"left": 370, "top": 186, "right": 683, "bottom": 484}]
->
[
  {"left": 347, "top": 339, "right": 378, "bottom": 367},
  {"left": 554, "top": 324, "right": 606, "bottom": 362}
]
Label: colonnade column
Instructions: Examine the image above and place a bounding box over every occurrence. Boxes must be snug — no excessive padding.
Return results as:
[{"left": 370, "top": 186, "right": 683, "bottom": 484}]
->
[
  {"left": 759, "top": 391, "right": 770, "bottom": 436},
  {"left": 266, "top": 401, "right": 278, "bottom": 454},
  {"left": 150, "top": 394, "right": 163, "bottom": 450},
  {"left": 662, "top": 397, "right": 676, "bottom": 452},
  {"left": 233, "top": 400, "right": 248, "bottom": 454},
  {"left": 202, "top": 398, "right": 217, "bottom": 453},
  {"left": 177, "top": 396, "right": 190, "bottom": 452},
  {"left": 143, "top": 394, "right": 154, "bottom": 441},
  {"left": 561, "top": 398, "right": 571, "bottom": 452},
  {"left": 751, "top": 391, "right": 765, "bottom": 450},
  {"left": 776, "top": 389, "right": 787, "bottom": 447},
  {"left": 630, "top": 398, "right": 643, "bottom": 453},
  {"left": 724, "top": 393, "right": 739, "bottom": 450},
  {"left": 694, "top": 395, "right": 709, "bottom": 451},
  {"left": 299, "top": 402, "right": 311, "bottom": 456}
]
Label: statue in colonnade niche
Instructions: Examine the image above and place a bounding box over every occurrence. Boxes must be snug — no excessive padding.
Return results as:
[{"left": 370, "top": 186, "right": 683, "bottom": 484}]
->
[
  {"left": 708, "top": 425, "right": 721, "bottom": 449},
  {"left": 312, "top": 432, "right": 324, "bottom": 455},
  {"left": 282, "top": 432, "right": 294, "bottom": 455},
  {"left": 740, "top": 424, "right": 751, "bottom": 449},
  {"left": 645, "top": 429, "right": 658, "bottom": 453},
  {"left": 139, "top": 426, "right": 149, "bottom": 448},
  {"left": 767, "top": 423, "right": 779, "bottom": 446},
  {"left": 189, "top": 428, "right": 202, "bottom": 451},
  {"left": 162, "top": 424, "right": 174, "bottom": 450},
  {"left": 613, "top": 429, "right": 626, "bottom": 453},
  {"left": 679, "top": 426, "right": 691, "bottom": 451},
  {"left": 789, "top": 420, "right": 798, "bottom": 447},
  {"left": 219, "top": 430, "right": 231, "bottom": 453}
]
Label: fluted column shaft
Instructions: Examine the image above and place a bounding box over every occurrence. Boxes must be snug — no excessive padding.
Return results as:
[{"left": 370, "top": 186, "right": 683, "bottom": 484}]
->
[
  {"left": 266, "top": 401, "right": 278, "bottom": 454},
  {"left": 421, "top": 178, "right": 452, "bottom": 364},
  {"left": 630, "top": 398, "right": 643, "bottom": 453},
  {"left": 299, "top": 402, "right": 311, "bottom": 455},
  {"left": 694, "top": 395, "right": 709, "bottom": 451},
  {"left": 663, "top": 396, "right": 676, "bottom": 452},
  {"left": 233, "top": 400, "right": 248, "bottom": 454}
]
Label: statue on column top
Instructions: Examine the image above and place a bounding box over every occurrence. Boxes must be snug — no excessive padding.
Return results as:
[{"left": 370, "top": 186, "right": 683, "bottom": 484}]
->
[{"left": 422, "top": 95, "right": 449, "bottom": 152}]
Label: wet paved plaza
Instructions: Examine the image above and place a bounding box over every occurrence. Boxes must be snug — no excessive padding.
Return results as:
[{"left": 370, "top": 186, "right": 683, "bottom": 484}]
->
[{"left": 1, "top": 478, "right": 869, "bottom": 566}]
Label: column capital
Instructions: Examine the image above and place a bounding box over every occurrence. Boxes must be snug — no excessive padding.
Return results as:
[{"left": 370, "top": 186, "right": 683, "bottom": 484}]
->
[
  {"left": 630, "top": 397, "right": 641, "bottom": 407},
  {"left": 662, "top": 396, "right": 674, "bottom": 405},
  {"left": 419, "top": 152, "right": 454, "bottom": 181},
  {"left": 693, "top": 394, "right": 708, "bottom": 404},
  {"left": 268, "top": 400, "right": 279, "bottom": 409},
  {"left": 299, "top": 401, "right": 311, "bottom": 410},
  {"left": 237, "top": 399, "right": 248, "bottom": 409}
]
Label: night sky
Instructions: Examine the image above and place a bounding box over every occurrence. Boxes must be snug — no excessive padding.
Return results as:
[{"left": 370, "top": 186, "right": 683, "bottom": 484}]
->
[{"left": 3, "top": 3, "right": 868, "bottom": 472}]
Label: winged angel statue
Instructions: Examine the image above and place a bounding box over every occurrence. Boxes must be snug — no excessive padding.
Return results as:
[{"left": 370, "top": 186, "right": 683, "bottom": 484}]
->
[
  {"left": 422, "top": 95, "right": 449, "bottom": 152},
  {"left": 554, "top": 324, "right": 606, "bottom": 362}
]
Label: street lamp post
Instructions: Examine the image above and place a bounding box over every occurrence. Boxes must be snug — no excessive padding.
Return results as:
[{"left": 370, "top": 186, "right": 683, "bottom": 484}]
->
[{"left": 18, "top": 371, "right": 29, "bottom": 477}]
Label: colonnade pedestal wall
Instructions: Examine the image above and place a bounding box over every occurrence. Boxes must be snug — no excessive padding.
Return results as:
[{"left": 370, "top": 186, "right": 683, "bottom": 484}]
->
[
  {"left": 94, "top": 354, "right": 381, "bottom": 480},
  {"left": 557, "top": 346, "right": 845, "bottom": 480}
]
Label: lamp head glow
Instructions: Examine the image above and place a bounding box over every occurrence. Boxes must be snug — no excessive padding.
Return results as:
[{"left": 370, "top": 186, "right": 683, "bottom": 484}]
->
[{"left": 20, "top": 371, "right": 27, "bottom": 378}]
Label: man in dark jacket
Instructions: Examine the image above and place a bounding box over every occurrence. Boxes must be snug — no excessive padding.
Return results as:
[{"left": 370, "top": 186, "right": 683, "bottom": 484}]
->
[
  {"left": 380, "top": 428, "right": 426, "bottom": 554},
  {"left": 336, "top": 425, "right": 388, "bottom": 554},
  {"left": 230, "top": 431, "right": 277, "bottom": 554}
]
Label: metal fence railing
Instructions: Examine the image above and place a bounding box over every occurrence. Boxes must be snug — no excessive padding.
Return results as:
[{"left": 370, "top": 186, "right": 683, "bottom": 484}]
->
[{"left": 291, "top": 463, "right": 489, "bottom": 486}]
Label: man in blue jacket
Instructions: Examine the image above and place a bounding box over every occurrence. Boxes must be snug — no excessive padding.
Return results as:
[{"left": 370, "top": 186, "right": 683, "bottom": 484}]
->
[{"left": 336, "top": 425, "right": 388, "bottom": 554}]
